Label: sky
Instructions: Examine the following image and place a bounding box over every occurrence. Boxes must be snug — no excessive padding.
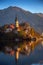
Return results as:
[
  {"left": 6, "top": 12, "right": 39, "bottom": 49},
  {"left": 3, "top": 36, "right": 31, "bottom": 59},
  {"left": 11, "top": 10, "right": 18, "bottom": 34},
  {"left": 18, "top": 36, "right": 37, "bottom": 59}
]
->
[{"left": 0, "top": 0, "right": 43, "bottom": 13}]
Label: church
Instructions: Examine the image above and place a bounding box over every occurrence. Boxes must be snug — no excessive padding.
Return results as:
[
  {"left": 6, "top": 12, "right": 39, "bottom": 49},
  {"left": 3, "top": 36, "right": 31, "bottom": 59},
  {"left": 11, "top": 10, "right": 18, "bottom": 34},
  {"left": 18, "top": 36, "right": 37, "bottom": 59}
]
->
[{"left": 15, "top": 16, "right": 20, "bottom": 31}]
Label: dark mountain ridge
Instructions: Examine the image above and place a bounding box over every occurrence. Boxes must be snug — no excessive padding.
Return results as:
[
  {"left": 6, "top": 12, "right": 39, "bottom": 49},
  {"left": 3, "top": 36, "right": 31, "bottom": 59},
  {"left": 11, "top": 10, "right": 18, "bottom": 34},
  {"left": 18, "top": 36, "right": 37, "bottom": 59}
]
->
[{"left": 0, "top": 6, "right": 43, "bottom": 34}]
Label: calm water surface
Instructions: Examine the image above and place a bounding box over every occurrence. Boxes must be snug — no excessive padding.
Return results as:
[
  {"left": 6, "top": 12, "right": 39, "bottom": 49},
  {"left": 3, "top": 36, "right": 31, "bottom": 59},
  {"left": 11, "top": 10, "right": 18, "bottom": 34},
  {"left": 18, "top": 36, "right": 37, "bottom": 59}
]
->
[{"left": 0, "top": 43, "right": 43, "bottom": 65}]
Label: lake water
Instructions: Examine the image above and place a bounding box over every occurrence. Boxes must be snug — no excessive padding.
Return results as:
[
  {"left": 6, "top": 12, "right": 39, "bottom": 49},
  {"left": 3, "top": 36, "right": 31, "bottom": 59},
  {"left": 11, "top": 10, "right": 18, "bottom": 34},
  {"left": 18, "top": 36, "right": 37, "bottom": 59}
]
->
[{"left": 0, "top": 43, "right": 43, "bottom": 65}]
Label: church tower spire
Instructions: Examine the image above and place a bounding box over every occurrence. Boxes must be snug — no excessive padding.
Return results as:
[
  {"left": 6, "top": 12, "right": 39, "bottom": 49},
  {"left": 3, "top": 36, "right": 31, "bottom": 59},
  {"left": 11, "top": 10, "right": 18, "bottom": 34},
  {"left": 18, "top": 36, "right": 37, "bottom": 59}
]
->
[
  {"left": 15, "top": 16, "right": 20, "bottom": 31},
  {"left": 15, "top": 16, "right": 19, "bottom": 28}
]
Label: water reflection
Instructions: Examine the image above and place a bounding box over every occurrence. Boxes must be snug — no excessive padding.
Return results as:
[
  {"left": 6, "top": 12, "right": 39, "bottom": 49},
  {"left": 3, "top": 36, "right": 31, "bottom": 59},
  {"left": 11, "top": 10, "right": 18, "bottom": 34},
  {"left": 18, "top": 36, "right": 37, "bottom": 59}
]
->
[
  {"left": 0, "top": 40, "right": 43, "bottom": 65},
  {"left": 0, "top": 39, "right": 43, "bottom": 56},
  {"left": 41, "top": 41, "right": 43, "bottom": 46}
]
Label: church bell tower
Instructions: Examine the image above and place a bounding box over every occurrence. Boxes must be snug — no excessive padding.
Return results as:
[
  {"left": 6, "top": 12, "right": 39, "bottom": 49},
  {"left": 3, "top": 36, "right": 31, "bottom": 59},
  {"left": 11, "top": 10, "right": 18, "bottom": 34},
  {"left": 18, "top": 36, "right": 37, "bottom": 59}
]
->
[
  {"left": 15, "top": 16, "right": 20, "bottom": 31},
  {"left": 15, "top": 17, "right": 19, "bottom": 28}
]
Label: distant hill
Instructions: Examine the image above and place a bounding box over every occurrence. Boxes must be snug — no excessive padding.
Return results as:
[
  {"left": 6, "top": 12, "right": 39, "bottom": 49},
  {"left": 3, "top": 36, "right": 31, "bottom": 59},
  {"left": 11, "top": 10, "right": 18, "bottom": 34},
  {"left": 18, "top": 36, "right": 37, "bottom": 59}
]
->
[
  {"left": 0, "top": 6, "right": 43, "bottom": 34},
  {"left": 35, "top": 13, "right": 43, "bottom": 18}
]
